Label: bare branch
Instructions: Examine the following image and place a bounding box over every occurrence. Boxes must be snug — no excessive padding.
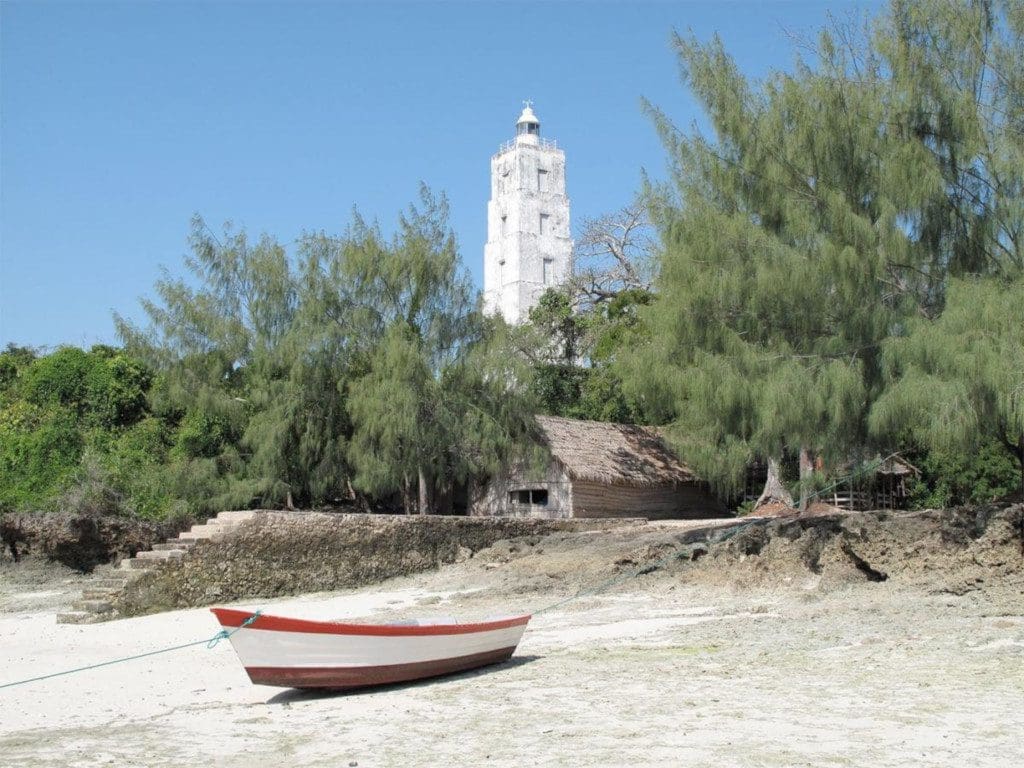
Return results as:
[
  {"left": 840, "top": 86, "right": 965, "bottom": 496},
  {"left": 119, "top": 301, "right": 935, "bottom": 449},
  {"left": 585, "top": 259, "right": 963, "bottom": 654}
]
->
[{"left": 568, "top": 200, "right": 656, "bottom": 308}]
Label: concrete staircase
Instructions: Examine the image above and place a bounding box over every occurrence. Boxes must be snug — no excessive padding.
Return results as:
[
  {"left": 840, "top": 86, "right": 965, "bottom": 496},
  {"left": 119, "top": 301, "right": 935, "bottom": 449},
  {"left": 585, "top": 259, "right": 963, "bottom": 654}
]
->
[{"left": 56, "top": 510, "right": 258, "bottom": 624}]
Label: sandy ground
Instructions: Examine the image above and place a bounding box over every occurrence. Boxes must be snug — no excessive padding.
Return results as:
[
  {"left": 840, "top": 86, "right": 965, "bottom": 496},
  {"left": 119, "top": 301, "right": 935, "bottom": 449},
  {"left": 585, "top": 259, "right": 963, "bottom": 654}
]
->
[{"left": 2, "top": 526, "right": 1023, "bottom": 768}]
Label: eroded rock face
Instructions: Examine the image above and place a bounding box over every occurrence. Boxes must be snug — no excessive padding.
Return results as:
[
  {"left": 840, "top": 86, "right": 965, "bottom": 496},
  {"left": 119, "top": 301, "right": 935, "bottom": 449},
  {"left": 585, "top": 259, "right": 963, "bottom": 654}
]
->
[
  {"left": 0, "top": 513, "right": 184, "bottom": 572},
  {"left": 114, "top": 513, "right": 632, "bottom": 616},
  {"left": 672, "top": 504, "right": 1024, "bottom": 594}
]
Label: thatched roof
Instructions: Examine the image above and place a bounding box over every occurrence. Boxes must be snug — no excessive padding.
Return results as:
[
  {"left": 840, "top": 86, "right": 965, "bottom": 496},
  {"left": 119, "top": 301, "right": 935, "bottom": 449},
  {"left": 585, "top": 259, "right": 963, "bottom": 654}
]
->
[
  {"left": 877, "top": 456, "right": 919, "bottom": 476},
  {"left": 839, "top": 455, "right": 920, "bottom": 477},
  {"left": 536, "top": 415, "right": 698, "bottom": 487}
]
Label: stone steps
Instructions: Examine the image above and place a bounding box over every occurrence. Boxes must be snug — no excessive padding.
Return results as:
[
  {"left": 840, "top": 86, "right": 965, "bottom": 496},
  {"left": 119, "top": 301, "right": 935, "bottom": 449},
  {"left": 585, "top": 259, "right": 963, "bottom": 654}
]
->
[
  {"left": 214, "top": 510, "right": 258, "bottom": 524},
  {"left": 72, "top": 598, "right": 113, "bottom": 613},
  {"left": 56, "top": 611, "right": 107, "bottom": 625},
  {"left": 81, "top": 588, "right": 121, "bottom": 600},
  {"left": 89, "top": 578, "right": 129, "bottom": 590},
  {"left": 134, "top": 549, "right": 187, "bottom": 561},
  {"left": 152, "top": 541, "right": 195, "bottom": 551},
  {"left": 120, "top": 557, "right": 157, "bottom": 570},
  {"left": 56, "top": 510, "right": 259, "bottom": 624},
  {"left": 176, "top": 525, "right": 230, "bottom": 542}
]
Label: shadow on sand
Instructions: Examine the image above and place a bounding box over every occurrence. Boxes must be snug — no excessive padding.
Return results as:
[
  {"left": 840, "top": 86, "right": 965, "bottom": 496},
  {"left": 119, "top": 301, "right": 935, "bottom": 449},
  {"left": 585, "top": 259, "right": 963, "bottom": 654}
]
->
[{"left": 263, "top": 654, "right": 542, "bottom": 705}]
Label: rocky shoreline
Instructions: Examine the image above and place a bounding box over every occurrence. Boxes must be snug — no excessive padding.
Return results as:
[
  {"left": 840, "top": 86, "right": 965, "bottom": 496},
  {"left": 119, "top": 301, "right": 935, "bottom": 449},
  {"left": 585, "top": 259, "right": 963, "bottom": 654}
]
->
[{"left": 1, "top": 505, "right": 1021, "bottom": 768}]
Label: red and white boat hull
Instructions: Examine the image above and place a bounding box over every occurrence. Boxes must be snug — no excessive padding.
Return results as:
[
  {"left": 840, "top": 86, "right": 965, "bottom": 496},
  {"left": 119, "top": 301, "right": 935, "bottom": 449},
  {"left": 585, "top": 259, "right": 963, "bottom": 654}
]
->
[{"left": 211, "top": 608, "right": 531, "bottom": 690}]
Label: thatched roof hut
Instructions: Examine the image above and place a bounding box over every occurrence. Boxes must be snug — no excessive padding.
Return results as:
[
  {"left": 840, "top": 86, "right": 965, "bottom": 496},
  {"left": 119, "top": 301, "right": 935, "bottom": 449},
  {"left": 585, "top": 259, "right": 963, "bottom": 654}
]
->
[
  {"left": 472, "top": 416, "right": 727, "bottom": 520},
  {"left": 535, "top": 415, "right": 697, "bottom": 486}
]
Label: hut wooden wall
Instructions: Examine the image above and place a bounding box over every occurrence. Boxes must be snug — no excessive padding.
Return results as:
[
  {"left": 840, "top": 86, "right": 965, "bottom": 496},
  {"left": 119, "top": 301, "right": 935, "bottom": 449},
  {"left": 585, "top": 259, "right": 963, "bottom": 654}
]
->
[{"left": 570, "top": 481, "right": 727, "bottom": 519}]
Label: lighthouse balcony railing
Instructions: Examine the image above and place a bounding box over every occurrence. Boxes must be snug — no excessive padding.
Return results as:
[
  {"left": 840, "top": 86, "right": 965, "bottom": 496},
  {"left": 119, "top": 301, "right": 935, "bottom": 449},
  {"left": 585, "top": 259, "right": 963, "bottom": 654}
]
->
[{"left": 495, "top": 138, "right": 558, "bottom": 156}]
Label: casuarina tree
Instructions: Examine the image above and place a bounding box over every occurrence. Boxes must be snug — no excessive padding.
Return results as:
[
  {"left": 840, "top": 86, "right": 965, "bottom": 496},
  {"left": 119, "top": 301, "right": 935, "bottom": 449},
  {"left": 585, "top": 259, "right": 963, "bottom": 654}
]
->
[{"left": 620, "top": 0, "right": 1022, "bottom": 507}]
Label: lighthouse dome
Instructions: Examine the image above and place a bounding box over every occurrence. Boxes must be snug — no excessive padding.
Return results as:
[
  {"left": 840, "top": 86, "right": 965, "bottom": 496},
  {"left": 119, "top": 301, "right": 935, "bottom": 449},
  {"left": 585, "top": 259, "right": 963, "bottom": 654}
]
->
[{"left": 516, "top": 103, "right": 541, "bottom": 141}]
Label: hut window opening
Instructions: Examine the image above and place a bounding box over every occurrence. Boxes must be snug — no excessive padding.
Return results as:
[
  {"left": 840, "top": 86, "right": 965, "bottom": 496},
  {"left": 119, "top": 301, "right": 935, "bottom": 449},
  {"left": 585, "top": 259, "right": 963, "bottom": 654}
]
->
[{"left": 510, "top": 489, "right": 549, "bottom": 506}]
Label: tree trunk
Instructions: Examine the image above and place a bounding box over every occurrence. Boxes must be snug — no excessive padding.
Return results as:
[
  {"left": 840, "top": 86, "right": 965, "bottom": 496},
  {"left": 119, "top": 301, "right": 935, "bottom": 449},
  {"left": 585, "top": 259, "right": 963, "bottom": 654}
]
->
[
  {"left": 435, "top": 481, "right": 454, "bottom": 516},
  {"left": 1018, "top": 433, "right": 1023, "bottom": 501},
  {"left": 755, "top": 457, "right": 794, "bottom": 510},
  {"left": 418, "top": 466, "right": 429, "bottom": 515},
  {"left": 798, "top": 447, "right": 814, "bottom": 512},
  {"left": 402, "top": 474, "right": 413, "bottom": 515}
]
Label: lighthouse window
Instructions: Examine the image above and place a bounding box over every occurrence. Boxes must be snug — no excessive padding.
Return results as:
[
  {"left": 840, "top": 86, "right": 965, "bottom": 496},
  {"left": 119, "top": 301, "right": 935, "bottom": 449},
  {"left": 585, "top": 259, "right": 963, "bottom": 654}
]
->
[
  {"left": 539, "top": 213, "right": 550, "bottom": 235},
  {"left": 543, "top": 258, "right": 553, "bottom": 284},
  {"left": 500, "top": 215, "right": 507, "bottom": 235},
  {"left": 537, "top": 168, "right": 549, "bottom": 192}
]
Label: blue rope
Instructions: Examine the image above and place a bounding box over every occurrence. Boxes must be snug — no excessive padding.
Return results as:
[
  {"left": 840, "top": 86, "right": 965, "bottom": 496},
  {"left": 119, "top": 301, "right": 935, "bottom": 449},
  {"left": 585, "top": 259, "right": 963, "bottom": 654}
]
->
[
  {"left": 0, "top": 610, "right": 262, "bottom": 691},
  {"left": 0, "top": 455, "right": 898, "bottom": 687}
]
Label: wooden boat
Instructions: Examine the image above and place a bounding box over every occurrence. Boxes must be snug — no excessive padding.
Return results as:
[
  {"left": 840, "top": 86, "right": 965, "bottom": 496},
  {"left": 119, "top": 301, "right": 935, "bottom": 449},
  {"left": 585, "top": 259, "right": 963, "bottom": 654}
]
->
[{"left": 210, "top": 607, "right": 531, "bottom": 690}]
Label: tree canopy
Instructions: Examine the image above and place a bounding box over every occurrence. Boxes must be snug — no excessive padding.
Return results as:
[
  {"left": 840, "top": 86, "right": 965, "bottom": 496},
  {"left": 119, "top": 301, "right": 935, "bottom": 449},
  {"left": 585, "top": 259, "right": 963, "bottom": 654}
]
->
[
  {"left": 111, "top": 187, "right": 537, "bottom": 516},
  {"left": 871, "top": 275, "right": 1024, "bottom": 496},
  {"left": 619, "top": 0, "right": 1023, "bottom": 501},
  {"left": 4, "top": 0, "right": 1021, "bottom": 518}
]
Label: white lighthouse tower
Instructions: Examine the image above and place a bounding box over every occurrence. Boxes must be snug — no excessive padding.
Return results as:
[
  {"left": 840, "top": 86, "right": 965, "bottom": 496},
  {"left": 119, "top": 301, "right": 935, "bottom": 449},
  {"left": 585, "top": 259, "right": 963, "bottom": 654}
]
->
[{"left": 483, "top": 104, "right": 572, "bottom": 325}]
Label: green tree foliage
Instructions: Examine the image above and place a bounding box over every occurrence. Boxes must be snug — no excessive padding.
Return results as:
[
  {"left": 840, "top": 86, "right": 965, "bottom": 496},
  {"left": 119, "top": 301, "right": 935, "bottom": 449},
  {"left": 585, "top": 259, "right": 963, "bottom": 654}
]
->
[
  {"left": 20, "top": 347, "right": 96, "bottom": 414},
  {"left": 0, "top": 346, "right": 157, "bottom": 514},
  {"left": 872, "top": 276, "right": 1024, "bottom": 497},
  {"left": 111, "top": 187, "right": 536, "bottom": 516},
  {"left": 878, "top": 0, "right": 1023, "bottom": 284},
  {"left": 345, "top": 187, "right": 538, "bottom": 512},
  {"left": 867, "top": 0, "right": 1024, "bottom": 498},
  {"left": 18, "top": 345, "right": 151, "bottom": 428},
  {"left": 906, "top": 438, "right": 1021, "bottom": 507},
  {"left": 87, "top": 350, "right": 152, "bottom": 428},
  {"left": 116, "top": 216, "right": 336, "bottom": 512},
  {"left": 519, "top": 287, "right": 650, "bottom": 424},
  {"left": 348, "top": 324, "right": 434, "bottom": 505},
  {"left": 0, "top": 403, "right": 82, "bottom": 510},
  {"left": 98, "top": 417, "right": 178, "bottom": 519},
  {"left": 0, "top": 344, "right": 37, "bottom": 403},
  {"left": 620, "top": 0, "right": 1023, "bottom": 503},
  {"left": 625, "top": 22, "right": 906, "bottom": 495},
  {"left": 521, "top": 290, "right": 588, "bottom": 418}
]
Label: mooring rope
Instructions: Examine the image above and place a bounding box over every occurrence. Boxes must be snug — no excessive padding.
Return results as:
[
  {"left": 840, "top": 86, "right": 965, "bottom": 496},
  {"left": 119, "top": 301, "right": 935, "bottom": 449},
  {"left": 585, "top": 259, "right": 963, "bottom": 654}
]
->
[
  {"left": 0, "top": 453, "right": 899, "bottom": 690},
  {"left": 0, "top": 610, "right": 262, "bottom": 691}
]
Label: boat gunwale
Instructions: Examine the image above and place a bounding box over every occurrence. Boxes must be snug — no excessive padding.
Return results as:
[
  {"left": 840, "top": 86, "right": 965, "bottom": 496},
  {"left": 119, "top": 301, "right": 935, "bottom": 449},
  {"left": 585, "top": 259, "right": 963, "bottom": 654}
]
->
[{"left": 211, "top": 607, "right": 531, "bottom": 637}]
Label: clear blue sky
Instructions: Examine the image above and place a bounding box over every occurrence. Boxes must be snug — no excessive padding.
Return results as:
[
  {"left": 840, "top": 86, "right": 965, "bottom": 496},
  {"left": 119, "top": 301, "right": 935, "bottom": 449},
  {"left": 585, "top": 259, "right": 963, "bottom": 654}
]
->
[{"left": 1, "top": 0, "right": 882, "bottom": 349}]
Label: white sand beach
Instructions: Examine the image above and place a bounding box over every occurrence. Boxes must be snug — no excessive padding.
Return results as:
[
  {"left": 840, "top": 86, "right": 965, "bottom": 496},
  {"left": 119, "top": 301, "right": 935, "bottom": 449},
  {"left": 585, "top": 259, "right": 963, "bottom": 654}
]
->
[{"left": 2, "top": 538, "right": 1023, "bottom": 768}]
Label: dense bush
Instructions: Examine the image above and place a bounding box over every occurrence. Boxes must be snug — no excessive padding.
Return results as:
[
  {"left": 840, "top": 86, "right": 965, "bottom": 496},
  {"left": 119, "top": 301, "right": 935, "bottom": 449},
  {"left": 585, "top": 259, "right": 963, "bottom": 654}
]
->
[
  {"left": 0, "top": 345, "right": 181, "bottom": 518},
  {"left": 907, "top": 440, "right": 1021, "bottom": 508}
]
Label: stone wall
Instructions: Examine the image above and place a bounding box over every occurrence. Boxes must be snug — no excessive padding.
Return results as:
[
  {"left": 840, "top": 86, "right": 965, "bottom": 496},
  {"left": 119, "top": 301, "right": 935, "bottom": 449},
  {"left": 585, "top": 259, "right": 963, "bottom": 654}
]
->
[{"left": 114, "top": 511, "right": 640, "bottom": 616}]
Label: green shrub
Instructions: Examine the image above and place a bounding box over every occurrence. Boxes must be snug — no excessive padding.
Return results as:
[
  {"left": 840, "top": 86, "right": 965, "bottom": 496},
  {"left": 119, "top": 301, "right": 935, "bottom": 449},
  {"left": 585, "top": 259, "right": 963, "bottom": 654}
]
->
[
  {"left": 0, "top": 404, "right": 82, "bottom": 510},
  {"left": 101, "top": 418, "right": 176, "bottom": 519},
  {"left": 907, "top": 440, "right": 1020, "bottom": 508},
  {"left": 20, "top": 347, "right": 94, "bottom": 413},
  {"left": 172, "top": 410, "right": 232, "bottom": 459}
]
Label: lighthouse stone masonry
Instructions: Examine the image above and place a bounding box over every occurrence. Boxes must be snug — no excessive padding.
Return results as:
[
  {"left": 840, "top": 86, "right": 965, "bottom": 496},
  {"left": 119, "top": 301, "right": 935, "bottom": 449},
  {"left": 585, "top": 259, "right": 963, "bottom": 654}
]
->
[{"left": 483, "top": 105, "right": 572, "bottom": 325}]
